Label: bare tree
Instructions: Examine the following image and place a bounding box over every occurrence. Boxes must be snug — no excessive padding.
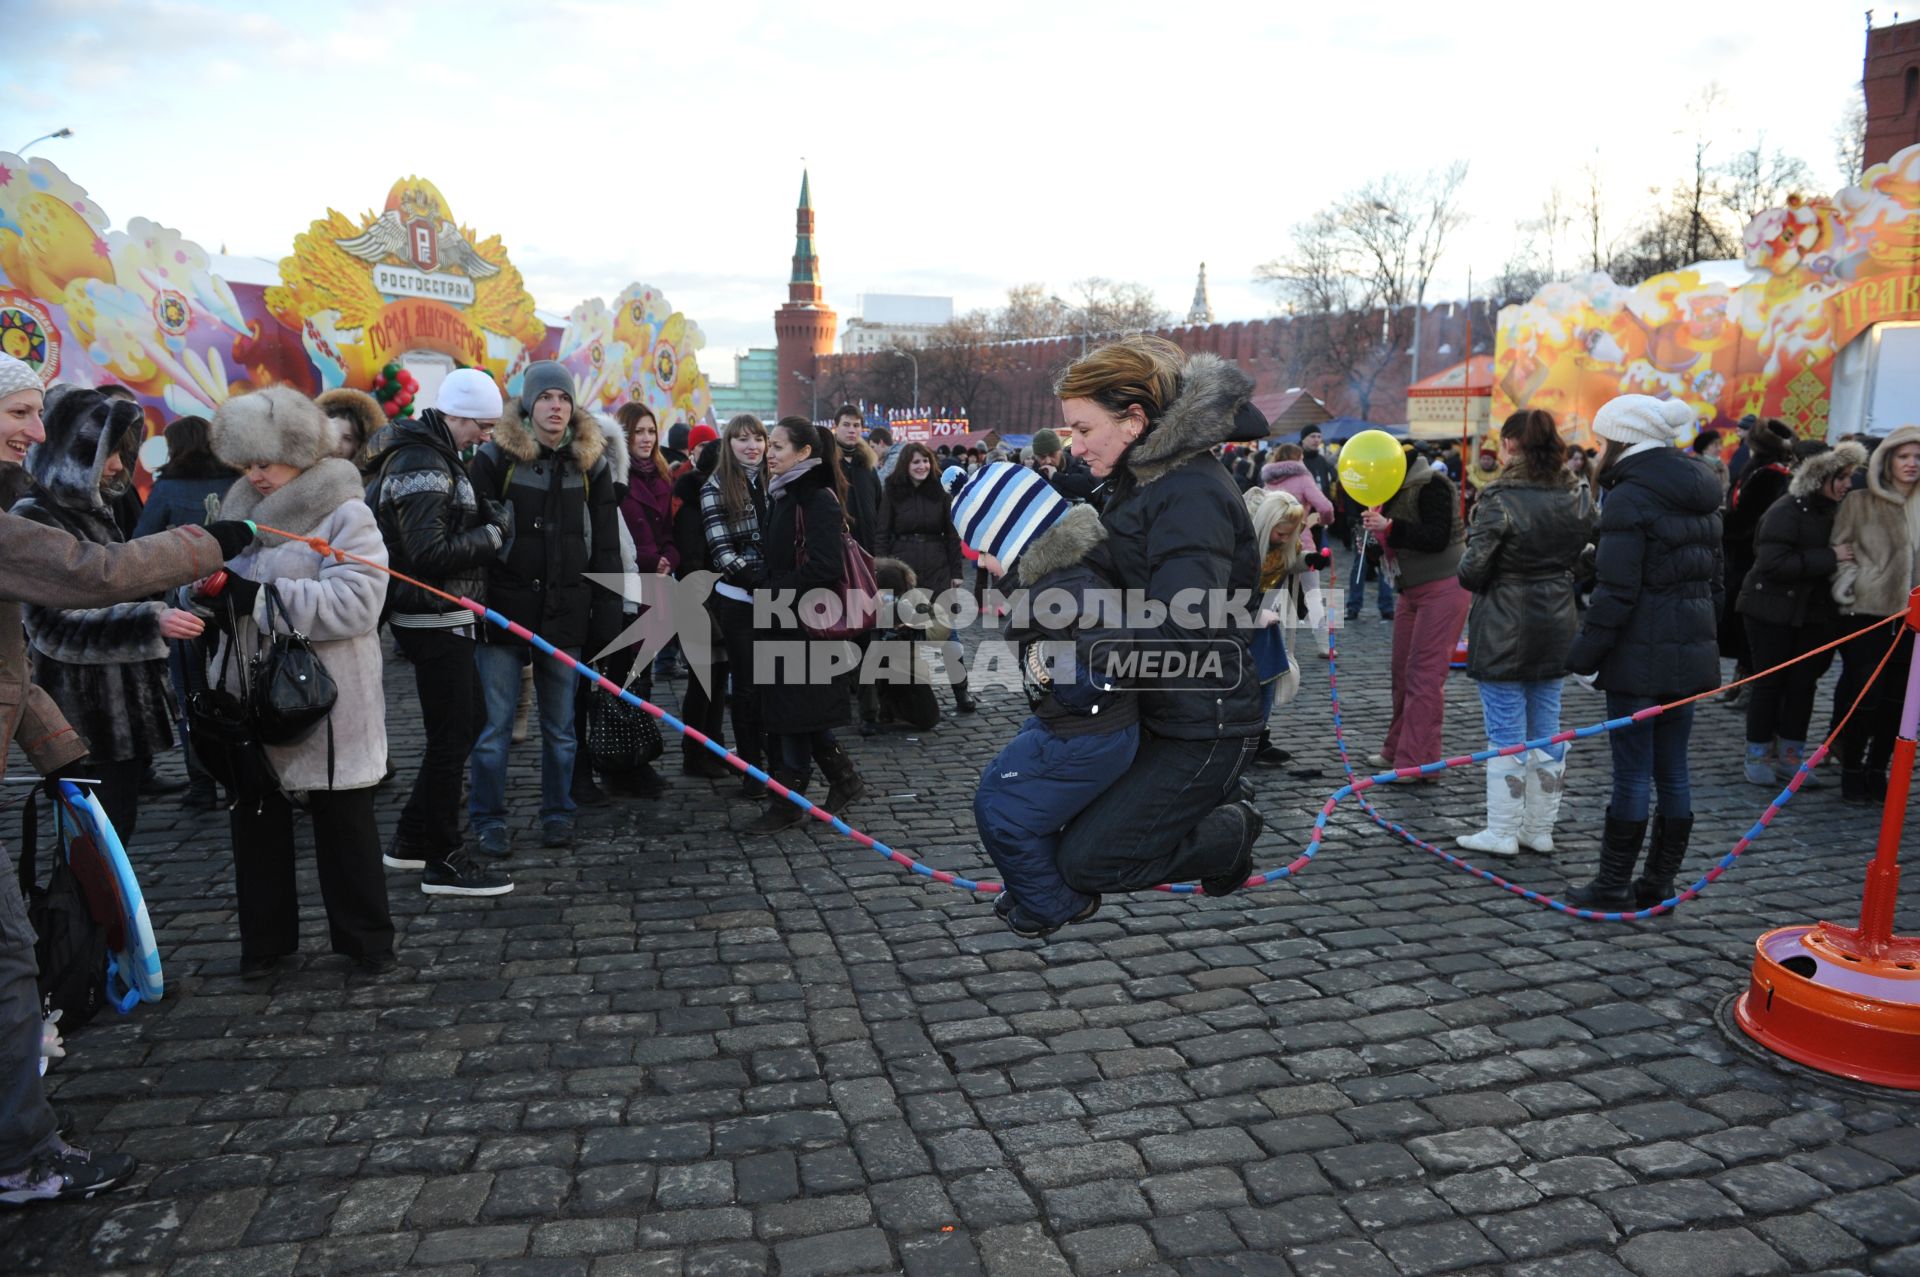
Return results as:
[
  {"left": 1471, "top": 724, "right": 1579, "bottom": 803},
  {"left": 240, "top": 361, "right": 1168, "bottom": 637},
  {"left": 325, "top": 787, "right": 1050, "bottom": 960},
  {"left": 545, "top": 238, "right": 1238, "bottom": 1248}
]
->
[
  {"left": 1256, "top": 161, "right": 1469, "bottom": 416},
  {"left": 1719, "top": 134, "right": 1815, "bottom": 227},
  {"left": 1067, "top": 278, "right": 1170, "bottom": 334},
  {"left": 1579, "top": 155, "right": 1611, "bottom": 272},
  {"left": 995, "top": 284, "right": 1072, "bottom": 340},
  {"left": 1835, "top": 84, "right": 1867, "bottom": 186}
]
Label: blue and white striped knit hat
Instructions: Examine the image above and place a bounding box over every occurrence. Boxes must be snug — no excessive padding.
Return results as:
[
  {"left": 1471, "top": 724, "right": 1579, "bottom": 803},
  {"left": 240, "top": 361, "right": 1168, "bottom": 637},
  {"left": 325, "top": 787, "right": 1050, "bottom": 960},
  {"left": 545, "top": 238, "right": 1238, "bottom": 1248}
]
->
[{"left": 943, "top": 462, "right": 1070, "bottom": 569}]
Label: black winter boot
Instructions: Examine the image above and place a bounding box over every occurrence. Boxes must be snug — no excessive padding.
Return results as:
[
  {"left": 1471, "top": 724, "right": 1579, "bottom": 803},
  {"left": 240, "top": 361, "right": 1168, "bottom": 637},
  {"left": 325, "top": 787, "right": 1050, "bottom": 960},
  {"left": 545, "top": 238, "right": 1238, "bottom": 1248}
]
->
[
  {"left": 1566, "top": 810, "right": 1646, "bottom": 910},
  {"left": 817, "top": 740, "right": 869, "bottom": 811},
  {"left": 739, "top": 752, "right": 768, "bottom": 800},
  {"left": 951, "top": 678, "right": 977, "bottom": 714},
  {"left": 1201, "top": 800, "right": 1264, "bottom": 897},
  {"left": 745, "top": 768, "right": 809, "bottom": 834},
  {"left": 1632, "top": 813, "right": 1693, "bottom": 910}
]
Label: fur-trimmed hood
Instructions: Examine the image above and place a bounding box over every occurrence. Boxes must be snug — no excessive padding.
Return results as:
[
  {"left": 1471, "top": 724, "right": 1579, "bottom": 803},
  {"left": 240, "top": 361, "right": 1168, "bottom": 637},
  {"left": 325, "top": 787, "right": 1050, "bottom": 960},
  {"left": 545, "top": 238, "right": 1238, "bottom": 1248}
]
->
[
  {"left": 317, "top": 387, "right": 384, "bottom": 461},
  {"left": 1864, "top": 426, "right": 1920, "bottom": 505},
  {"left": 1013, "top": 503, "right": 1107, "bottom": 583},
  {"left": 212, "top": 386, "right": 333, "bottom": 472},
  {"left": 217, "top": 457, "right": 367, "bottom": 544},
  {"left": 24, "top": 387, "right": 141, "bottom": 513},
  {"left": 1125, "top": 353, "right": 1254, "bottom": 486},
  {"left": 490, "top": 397, "right": 607, "bottom": 472},
  {"left": 1790, "top": 441, "right": 1868, "bottom": 500},
  {"left": 874, "top": 556, "right": 917, "bottom": 593}
]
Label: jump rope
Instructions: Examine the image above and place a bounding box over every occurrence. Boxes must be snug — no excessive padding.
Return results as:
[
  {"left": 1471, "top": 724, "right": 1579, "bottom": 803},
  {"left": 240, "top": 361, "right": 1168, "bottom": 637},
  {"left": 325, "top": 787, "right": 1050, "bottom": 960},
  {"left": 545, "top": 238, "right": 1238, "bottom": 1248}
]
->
[{"left": 249, "top": 522, "right": 1904, "bottom": 921}]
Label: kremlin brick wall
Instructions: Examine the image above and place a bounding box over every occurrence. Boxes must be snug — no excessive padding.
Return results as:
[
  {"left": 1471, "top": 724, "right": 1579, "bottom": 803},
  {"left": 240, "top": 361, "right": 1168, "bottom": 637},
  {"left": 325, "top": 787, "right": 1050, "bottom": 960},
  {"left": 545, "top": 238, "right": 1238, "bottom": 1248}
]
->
[{"left": 815, "top": 297, "right": 1497, "bottom": 435}]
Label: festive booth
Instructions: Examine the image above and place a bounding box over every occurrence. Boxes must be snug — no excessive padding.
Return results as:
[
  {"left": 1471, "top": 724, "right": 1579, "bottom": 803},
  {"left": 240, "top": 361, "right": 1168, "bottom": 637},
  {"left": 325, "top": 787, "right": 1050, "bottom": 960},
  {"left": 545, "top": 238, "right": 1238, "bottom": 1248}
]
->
[
  {"left": 0, "top": 157, "right": 715, "bottom": 456},
  {"left": 1407, "top": 356, "right": 1492, "bottom": 441},
  {"left": 1494, "top": 140, "right": 1920, "bottom": 444}
]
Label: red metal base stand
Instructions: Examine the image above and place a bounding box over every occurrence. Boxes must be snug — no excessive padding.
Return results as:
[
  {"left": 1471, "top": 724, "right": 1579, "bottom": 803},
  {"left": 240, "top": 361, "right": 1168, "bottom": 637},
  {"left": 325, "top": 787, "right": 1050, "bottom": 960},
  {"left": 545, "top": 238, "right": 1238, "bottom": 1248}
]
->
[{"left": 1733, "top": 590, "right": 1920, "bottom": 1090}]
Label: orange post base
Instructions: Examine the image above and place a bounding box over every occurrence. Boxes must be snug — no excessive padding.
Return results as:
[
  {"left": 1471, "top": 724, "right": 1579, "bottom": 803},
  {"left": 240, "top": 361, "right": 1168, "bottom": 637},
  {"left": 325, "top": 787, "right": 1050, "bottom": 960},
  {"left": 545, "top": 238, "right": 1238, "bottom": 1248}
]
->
[{"left": 1733, "top": 923, "right": 1920, "bottom": 1091}]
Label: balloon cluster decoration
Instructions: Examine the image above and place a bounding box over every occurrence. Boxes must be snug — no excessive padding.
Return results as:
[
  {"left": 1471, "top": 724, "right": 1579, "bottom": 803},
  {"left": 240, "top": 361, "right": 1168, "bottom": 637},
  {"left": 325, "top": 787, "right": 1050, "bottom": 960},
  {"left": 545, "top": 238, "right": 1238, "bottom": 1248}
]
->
[{"left": 371, "top": 363, "right": 418, "bottom": 419}]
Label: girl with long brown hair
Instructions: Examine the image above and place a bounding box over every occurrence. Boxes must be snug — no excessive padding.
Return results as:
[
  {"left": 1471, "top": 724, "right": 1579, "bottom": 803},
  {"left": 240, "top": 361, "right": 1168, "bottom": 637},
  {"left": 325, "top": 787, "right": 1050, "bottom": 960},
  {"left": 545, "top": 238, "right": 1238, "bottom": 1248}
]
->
[
  {"left": 701, "top": 414, "right": 770, "bottom": 794},
  {"left": 1453, "top": 409, "right": 1591, "bottom": 858}
]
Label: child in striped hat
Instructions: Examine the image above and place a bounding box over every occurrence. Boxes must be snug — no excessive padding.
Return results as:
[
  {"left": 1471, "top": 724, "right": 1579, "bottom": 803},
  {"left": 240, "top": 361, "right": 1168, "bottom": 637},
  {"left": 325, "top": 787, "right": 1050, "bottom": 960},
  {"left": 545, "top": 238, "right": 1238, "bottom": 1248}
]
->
[{"left": 945, "top": 463, "right": 1138, "bottom": 940}]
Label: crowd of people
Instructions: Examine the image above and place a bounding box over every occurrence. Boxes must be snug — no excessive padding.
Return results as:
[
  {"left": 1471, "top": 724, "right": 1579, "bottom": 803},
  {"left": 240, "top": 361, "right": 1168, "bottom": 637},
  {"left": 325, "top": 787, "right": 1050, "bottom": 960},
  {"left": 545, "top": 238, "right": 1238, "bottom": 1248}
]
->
[{"left": 0, "top": 327, "right": 1911, "bottom": 1206}]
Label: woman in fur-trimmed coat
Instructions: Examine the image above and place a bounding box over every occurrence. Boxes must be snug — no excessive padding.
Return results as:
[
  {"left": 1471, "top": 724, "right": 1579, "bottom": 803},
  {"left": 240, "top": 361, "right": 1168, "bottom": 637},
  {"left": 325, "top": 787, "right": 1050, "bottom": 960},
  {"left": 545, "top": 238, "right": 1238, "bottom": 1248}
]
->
[
  {"left": 1736, "top": 442, "right": 1866, "bottom": 785},
  {"left": 10, "top": 388, "right": 195, "bottom": 843},
  {"left": 203, "top": 387, "right": 394, "bottom": 976}
]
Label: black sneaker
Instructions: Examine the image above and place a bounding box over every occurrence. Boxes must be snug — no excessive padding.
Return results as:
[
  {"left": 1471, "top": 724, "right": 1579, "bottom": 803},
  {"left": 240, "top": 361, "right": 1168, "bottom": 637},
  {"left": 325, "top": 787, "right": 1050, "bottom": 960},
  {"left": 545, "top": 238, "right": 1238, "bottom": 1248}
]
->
[
  {"left": 474, "top": 827, "right": 511, "bottom": 859},
  {"left": 0, "top": 1139, "right": 136, "bottom": 1207},
  {"left": 382, "top": 837, "right": 427, "bottom": 871},
  {"left": 541, "top": 819, "right": 575, "bottom": 849},
  {"left": 422, "top": 850, "right": 514, "bottom": 897}
]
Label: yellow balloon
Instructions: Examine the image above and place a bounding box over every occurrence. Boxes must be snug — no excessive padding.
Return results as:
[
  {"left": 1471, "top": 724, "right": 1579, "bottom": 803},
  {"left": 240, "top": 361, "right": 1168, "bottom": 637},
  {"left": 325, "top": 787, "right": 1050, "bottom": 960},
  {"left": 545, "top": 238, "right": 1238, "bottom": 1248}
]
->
[{"left": 1337, "top": 430, "right": 1408, "bottom": 508}]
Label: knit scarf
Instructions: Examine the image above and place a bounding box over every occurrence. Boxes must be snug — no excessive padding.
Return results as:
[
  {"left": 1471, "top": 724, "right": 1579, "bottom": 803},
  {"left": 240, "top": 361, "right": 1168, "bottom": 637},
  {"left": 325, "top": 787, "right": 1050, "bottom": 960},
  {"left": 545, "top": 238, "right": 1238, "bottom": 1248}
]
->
[{"left": 768, "top": 457, "right": 820, "bottom": 498}]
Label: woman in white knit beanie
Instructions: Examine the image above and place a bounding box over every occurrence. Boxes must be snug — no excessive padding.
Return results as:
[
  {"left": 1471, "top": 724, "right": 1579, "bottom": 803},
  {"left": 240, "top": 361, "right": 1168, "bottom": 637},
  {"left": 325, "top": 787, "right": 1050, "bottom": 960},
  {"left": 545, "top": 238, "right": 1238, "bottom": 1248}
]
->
[{"left": 1560, "top": 395, "right": 1724, "bottom": 911}]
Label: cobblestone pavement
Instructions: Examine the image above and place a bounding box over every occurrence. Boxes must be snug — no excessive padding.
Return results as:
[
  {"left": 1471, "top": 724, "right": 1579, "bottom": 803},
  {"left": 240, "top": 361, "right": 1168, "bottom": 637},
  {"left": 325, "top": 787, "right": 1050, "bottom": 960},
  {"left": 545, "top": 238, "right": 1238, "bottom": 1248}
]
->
[{"left": 4, "top": 608, "right": 1918, "bottom": 1277}]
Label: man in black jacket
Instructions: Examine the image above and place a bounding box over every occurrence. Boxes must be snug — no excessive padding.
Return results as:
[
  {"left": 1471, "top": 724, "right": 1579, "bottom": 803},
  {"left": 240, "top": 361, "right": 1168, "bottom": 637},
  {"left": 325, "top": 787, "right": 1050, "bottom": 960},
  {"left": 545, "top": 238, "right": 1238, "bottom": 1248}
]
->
[
  {"left": 368, "top": 368, "right": 514, "bottom": 893},
  {"left": 833, "top": 404, "right": 882, "bottom": 553},
  {"left": 467, "top": 362, "right": 622, "bottom": 854}
]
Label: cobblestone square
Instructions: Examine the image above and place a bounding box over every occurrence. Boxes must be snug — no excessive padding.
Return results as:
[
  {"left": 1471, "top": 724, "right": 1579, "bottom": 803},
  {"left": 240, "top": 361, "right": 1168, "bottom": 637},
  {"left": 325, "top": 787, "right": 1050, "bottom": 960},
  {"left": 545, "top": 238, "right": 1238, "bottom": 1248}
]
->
[{"left": 5, "top": 612, "right": 1917, "bottom": 1276}]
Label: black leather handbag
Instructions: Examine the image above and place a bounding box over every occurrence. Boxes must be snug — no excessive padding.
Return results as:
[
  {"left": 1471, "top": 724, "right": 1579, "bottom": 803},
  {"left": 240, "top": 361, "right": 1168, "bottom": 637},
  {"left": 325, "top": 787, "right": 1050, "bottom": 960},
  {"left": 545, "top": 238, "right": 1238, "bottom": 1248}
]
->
[
  {"left": 587, "top": 692, "right": 664, "bottom": 774},
  {"left": 184, "top": 600, "right": 279, "bottom": 801},
  {"left": 248, "top": 582, "right": 337, "bottom": 747}
]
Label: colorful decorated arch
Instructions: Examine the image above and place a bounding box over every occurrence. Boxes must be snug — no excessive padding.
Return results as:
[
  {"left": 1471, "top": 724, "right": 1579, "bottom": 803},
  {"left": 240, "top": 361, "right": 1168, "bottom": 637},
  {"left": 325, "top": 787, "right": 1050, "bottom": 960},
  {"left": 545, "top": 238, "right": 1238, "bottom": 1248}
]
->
[
  {"left": 0, "top": 157, "right": 714, "bottom": 446},
  {"left": 1494, "top": 141, "right": 1920, "bottom": 442}
]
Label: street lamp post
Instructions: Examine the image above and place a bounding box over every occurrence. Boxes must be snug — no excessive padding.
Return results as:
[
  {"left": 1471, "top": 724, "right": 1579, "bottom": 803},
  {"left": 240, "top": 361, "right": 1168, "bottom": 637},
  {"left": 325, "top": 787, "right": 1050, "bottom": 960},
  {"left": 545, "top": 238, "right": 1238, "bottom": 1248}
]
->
[
  {"left": 887, "top": 349, "right": 919, "bottom": 413},
  {"left": 1050, "top": 295, "right": 1090, "bottom": 354},
  {"left": 791, "top": 370, "right": 817, "bottom": 421},
  {"left": 16, "top": 127, "right": 73, "bottom": 155}
]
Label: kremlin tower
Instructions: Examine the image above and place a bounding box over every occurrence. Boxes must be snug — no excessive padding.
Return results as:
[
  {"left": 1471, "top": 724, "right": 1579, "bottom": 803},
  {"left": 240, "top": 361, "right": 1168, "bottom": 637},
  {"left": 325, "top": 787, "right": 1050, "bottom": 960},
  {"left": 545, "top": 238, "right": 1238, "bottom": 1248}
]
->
[{"left": 775, "top": 170, "right": 837, "bottom": 420}]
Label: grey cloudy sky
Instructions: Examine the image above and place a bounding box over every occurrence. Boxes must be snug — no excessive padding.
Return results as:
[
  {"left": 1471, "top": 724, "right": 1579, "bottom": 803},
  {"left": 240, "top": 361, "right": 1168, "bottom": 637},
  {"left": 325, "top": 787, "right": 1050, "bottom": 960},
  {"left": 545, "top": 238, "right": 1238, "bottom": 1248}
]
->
[{"left": 0, "top": 0, "right": 1874, "bottom": 367}]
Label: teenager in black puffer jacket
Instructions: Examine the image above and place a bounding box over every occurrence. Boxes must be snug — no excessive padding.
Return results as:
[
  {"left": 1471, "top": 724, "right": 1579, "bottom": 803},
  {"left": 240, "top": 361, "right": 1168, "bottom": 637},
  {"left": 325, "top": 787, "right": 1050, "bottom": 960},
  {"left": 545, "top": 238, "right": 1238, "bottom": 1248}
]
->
[
  {"left": 1718, "top": 419, "right": 1796, "bottom": 691},
  {"left": 877, "top": 441, "right": 974, "bottom": 717},
  {"left": 1736, "top": 442, "right": 1865, "bottom": 786},
  {"left": 1564, "top": 396, "right": 1724, "bottom": 911}
]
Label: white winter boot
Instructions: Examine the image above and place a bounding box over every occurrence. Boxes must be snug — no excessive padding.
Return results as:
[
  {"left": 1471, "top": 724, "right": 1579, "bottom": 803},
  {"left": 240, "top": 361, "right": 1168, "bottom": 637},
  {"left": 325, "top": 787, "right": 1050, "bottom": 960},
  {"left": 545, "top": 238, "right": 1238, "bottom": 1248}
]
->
[
  {"left": 1457, "top": 753, "right": 1527, "bottom": 857},
  {"left": 1518, "top": 748, "right": 1567, "bottom": 853}
]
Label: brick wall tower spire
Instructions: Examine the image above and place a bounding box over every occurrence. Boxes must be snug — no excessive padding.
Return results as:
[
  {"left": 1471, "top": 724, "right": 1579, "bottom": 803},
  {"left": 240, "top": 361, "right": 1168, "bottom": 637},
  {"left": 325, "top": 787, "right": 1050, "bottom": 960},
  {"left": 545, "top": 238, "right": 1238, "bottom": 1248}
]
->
[
  {"left": 1187, "top": 262, "right": 1214, "bottom": 326},
  {"left": 776, "top": 169, "right": 837, "bottom": 419}
]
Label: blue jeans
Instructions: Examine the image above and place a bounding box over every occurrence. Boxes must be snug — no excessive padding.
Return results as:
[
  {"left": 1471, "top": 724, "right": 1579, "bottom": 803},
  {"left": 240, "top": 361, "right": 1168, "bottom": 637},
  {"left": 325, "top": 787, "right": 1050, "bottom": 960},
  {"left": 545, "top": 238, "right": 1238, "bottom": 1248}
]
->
[
  {"left": 1478, "top": 679, "right": 1566, "bottom": 762},
  {"left": 1344, "top": 547, "right": 1394, "bottom": 618},
  {"left": 471, "top": 641, "right": 580, "bottom": 832},
  {"left": 1604, "top": 693, "right": 1694, "bottom": 822}
]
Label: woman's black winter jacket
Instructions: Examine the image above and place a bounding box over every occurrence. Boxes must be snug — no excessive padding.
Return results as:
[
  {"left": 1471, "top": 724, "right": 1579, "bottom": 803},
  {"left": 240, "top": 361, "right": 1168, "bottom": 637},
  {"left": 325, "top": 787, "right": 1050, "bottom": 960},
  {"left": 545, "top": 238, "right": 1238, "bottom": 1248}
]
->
[
  {"left": 877, "top": 479, "right": 963, "bottom": 596},
  {"left": 1565, "top": 446, "right": 1725, "bottom": 699},
  {"left": 1737, "top": 492, "right": 1841, "bottom": 630},
  {"left": 1457, "top": 474, "right": 1591, "bottom": 683},
  {"left": 756, "top": 463, "right": 852, "bottom": 735},
  {"left": 1097, "top": 355, "right": 1264, "bottom": 741}
]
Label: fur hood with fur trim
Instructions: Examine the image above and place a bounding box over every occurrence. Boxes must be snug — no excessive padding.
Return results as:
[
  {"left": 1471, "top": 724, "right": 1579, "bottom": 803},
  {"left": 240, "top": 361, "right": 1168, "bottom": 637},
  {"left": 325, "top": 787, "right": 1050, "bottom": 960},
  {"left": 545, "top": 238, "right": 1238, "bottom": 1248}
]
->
[
  {"left": 317, "top": 387, "right": 385, "bottom": 460},
  {"left": 1125, "top": 353, "right": 1255, "bottom": 487},
  {"left": 1790, "top": 441, "right": 1868, "bottom": 500},
  {"left": 212, "top": 387, "right": 334, "bottom": 472},
  {"left": 22, "top": 388, "right": 141, "bottom": 515},
  {"left": 489, "top": 397, "right": 608, "bottom": 472},
  {"left": 1015, "top": 503, "right": 1108, "bottom": 585},
  {"left": 1862, "top": 426, "right": 1920, "bottom": 505}
]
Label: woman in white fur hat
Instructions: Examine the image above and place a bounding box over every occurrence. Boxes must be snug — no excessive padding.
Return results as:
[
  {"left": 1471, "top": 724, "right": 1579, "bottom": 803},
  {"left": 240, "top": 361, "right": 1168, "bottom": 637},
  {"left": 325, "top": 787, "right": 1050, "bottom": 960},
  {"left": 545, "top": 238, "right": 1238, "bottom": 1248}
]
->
[
  {"left": 1562, "top": 395, "right": 1724, "bottom": 911},
  {"left": 201, "top": 387, "right": 398, "bottom": 978}
]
